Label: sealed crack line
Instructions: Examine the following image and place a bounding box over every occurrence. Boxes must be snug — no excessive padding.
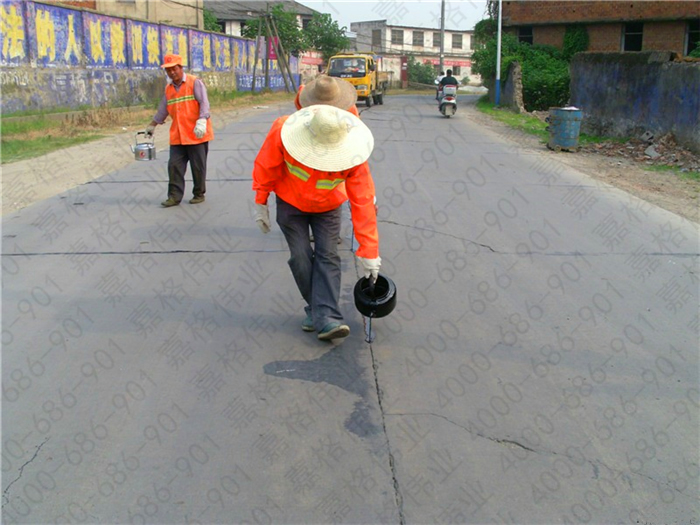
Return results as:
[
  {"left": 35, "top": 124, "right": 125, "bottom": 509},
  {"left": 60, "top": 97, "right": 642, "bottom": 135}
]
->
[
  {"left": 2, "top": 437, "right": 49, "bottom": 508},
  {"left": 2, "top": 248, "right": 292, "bottom": 257},
  {"left": 85, "top": 178, "right": 252, "bottom": 184}
]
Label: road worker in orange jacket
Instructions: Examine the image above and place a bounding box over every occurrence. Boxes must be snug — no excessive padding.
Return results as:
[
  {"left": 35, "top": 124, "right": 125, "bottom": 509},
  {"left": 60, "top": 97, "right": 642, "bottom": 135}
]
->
[
  {"left": 294, "top": 75, "right": 360, "bottom": 117},
  {"left": 252, "top": 104, "right": 381, "bottom": 341},
  {"left": 146, "top": 54, "right": 213, "bottom": 207}
]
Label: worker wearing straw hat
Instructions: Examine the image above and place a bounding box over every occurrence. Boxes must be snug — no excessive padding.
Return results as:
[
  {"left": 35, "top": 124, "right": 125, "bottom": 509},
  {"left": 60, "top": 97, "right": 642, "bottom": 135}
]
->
[
  {"left": 252, "top": 104, "right": 381, "bottom": 342},
  {"left": 146, "top": 54, "right": 214, "bottom": 207},
  {"left": 294, "top": 75, "right": 360, "bottom": 116}
]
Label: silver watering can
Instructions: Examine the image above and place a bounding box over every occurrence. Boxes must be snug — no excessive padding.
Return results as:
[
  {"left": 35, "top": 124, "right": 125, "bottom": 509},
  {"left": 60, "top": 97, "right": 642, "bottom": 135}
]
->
[{"left": 131, "top": 131, "right": 156, "bottom": 161}]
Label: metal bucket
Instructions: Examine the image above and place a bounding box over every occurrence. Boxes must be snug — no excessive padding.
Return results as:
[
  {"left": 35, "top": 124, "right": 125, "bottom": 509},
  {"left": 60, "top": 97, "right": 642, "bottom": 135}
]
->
[
  {"left": 546, "top": 107, "right": 582, "bottom": 151},
  {"left": 131, "top": 131, "right": 156, "bottom": 161}
]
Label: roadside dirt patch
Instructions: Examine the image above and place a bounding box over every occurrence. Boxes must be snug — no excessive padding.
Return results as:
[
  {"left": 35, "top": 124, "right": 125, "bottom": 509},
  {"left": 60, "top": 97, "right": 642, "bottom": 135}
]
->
[{"left": 468, "top": 104, "right": 699, "bottom": 224}]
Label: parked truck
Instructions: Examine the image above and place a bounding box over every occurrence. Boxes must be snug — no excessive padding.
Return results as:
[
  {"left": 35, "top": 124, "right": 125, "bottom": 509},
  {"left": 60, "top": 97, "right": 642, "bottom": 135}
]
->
[{"left": 327, "top": 53, "right": 389, "bottom": 107}]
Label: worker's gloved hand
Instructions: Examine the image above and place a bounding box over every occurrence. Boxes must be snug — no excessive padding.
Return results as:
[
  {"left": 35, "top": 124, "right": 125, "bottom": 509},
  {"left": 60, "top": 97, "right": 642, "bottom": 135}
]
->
[
  {"left": 359, "top": 256, "right": 381, "bottom": 280},
  {"left": 254, "top": 203, "right": 271, "bottom": 234},
  {"left": 194, "top": 118, "right": 207, "bottom": 139},
  {"left": 145, "top": 124, "right": 156, "bottom": 136}
]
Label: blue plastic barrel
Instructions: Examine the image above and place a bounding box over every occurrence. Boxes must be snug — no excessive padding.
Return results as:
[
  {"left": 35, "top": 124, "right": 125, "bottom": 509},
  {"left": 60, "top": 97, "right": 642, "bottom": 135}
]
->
[{"left": 546, "top": 107, "right": 583, "bottom": 151}]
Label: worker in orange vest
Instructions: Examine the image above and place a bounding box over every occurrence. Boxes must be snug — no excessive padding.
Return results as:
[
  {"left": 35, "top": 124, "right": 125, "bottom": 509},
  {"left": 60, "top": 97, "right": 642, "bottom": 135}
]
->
[
  {"left": 252, "top": 104, "right": 381, "bottom": 341},
  {"left": 294, "top": 75, "right": 360, "bottom": 245},
  {"left": 146, "top": 54, "right": 214, "bottom": 207}
]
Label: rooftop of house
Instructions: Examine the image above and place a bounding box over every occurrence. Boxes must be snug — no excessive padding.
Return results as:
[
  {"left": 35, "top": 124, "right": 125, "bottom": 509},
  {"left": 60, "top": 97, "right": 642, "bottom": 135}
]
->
[
  {"left": 204, "top": 0, "right": 318, "bottom": 21},
  {"left": 350, "top": 19, "right": 473, "bottom": 33}
]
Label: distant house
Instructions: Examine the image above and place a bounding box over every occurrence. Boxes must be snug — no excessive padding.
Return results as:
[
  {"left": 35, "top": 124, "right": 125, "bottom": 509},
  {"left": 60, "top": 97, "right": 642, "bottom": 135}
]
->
[
  {"left": 204, "top": 0, "right": 319, "bottom": 37},
  {"left": 47, "top": 0, "right": 205, "bottom": 29},
  {"left": 502, "top": 1, "right": 700, "bottom": 55},
  {"left": 351, "top": 19, "right": 475, "bottom": 80}
]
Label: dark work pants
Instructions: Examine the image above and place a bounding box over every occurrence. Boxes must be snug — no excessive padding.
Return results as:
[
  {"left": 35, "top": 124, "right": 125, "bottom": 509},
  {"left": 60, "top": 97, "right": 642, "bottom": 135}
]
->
[
  {"left": 167, "top": 142, "right": 208, "bottom": 202},
  {"left": 275, "top": 196, "right": 343, "bottom": 331}
]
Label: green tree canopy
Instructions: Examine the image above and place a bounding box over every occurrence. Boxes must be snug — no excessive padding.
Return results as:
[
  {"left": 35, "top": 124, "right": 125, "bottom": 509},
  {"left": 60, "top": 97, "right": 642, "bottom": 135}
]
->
[
  {"left": 203, "top": 8, "right": 223, "bottom": 33},
  {"left": 304, "top": 13, "right": 351, "bottom": 61},
  {"left": 242, "top": 4, "right": 307, "bottom": 57}
]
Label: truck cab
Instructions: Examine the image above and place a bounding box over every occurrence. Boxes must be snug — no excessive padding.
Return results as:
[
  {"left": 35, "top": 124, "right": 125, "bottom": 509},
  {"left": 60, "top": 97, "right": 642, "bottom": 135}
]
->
[{"left": 327, "top": 54, "right": 388, "bottom": 107}]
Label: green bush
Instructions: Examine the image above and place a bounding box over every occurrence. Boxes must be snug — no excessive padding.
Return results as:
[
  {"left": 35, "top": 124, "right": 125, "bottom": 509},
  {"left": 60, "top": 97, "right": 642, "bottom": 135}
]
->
[
  {"left": 472, "top": 32, "right": 571, "bottom": 111},
  {"left": 407, "top": 55, "right": 437, "bottom": 84},
  {"left": 690, "top": 41, "right": 700, "bottom": 58}
]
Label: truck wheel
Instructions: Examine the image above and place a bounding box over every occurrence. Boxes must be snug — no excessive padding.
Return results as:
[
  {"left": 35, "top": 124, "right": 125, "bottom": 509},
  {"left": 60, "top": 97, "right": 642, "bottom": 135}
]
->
[
  {"left": 366, "top": 94, "right": 372, "bottom": 108},
  {"left": 377, "top": 93, "right": 384, "bottom": 105}
]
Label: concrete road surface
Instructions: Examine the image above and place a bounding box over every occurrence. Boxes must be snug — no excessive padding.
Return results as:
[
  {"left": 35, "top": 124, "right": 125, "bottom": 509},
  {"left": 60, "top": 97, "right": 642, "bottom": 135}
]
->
[{"left": 2, "top": 95, "right": 698, "bottom": 524}]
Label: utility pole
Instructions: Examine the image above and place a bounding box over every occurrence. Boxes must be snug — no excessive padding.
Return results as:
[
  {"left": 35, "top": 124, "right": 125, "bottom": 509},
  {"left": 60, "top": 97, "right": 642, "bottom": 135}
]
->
[
  {"left": 439, "top": 0, "right": 445, "bottom": 74},
  {"left": 495, "top": 0, "right": 502, "bottom": 105}
]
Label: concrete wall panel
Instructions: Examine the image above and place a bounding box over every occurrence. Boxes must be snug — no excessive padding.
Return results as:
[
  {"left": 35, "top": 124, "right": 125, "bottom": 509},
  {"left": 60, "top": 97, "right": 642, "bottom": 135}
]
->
[{"left": 570, "top": 52, "right": 700, "bottom": 153}]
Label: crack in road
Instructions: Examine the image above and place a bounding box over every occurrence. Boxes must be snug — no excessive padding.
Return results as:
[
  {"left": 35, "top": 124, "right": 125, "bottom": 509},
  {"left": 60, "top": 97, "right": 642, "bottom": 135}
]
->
[
  {"left": 385, "top": 412, "right": 697, "bottom": 502},
  {"left": 376, "top": 221, "right": 699, "bottom": 257},
  {"left": 2, "top": 437, "right": 49, "bottom": 508},
  {"left": 367, "top": 343, "right": 406, "bottom": 524},
  {"left": 378, "top": 220, "right": 497, "bottom": 252}
]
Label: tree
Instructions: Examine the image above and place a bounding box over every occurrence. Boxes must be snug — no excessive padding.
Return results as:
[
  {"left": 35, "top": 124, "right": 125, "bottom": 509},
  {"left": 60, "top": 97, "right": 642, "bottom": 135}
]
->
[
  {"left": 242, "top": 4, "right": 307, "bottom": 57},
  {"left": 304, "top": 13, "right": 351, "bottom": 61},
  {"left": 203, "top": 8, "right": 223, "bottom": 33}
]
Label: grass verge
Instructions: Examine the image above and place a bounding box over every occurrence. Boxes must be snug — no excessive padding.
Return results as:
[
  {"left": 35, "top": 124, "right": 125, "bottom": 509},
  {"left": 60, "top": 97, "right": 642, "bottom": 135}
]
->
[
  {"left": 1, "top": 91, "right": 294, "bottom": 165},
  {"left": 644, "top": 164, "right": 700, "bottom": 182},
  {"left": 475, "top": 96, "right": 615, "bottom": 145}
]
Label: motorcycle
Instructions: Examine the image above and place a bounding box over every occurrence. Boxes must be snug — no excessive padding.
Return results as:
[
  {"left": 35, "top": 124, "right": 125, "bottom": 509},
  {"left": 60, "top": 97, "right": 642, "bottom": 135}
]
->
[{"left": 437, "top": 84, "right": 458, "bottom": 117}]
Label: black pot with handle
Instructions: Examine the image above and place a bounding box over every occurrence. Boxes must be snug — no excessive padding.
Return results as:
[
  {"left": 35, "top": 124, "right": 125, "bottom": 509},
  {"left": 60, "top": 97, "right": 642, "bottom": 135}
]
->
[{"left": 354, "top": 273, "right": 397, "bottom": 318}]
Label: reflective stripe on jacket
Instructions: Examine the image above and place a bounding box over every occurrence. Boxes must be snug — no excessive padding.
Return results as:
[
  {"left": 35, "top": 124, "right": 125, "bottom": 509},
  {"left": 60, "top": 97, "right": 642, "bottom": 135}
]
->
[
  {"left": 253, "top": 115, "right": 379, "bottom": 258},
  {"left": 166, "top": 75, "right": 214, "bottom": 145}
]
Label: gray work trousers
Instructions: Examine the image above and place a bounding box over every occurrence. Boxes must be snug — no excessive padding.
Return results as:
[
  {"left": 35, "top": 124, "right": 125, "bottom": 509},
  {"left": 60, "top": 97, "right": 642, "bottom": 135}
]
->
[
  {"left": 167, "top": 142, "right": 208, "bottom": 202},
  {"left": 275, "top": 196, "right": 343, "bottom": 330}
]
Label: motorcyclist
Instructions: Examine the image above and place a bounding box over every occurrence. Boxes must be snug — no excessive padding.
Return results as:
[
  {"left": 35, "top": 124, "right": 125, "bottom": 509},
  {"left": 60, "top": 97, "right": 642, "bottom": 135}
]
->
[
  {"left": 435, "top": 71, "right": 445, "bottom": 100},
  {"left": 437, "top": 69, "right": 459, "bottom": 100}
]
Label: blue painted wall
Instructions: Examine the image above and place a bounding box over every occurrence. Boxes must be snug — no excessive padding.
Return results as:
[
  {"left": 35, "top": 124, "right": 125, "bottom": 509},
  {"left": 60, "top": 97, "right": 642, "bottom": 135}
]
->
[
  {"left": 570, "top": 52, "right": 700, "bottom": 153},
  {"left": 0, "top": 0, "right": 297, "bottom": 112}
]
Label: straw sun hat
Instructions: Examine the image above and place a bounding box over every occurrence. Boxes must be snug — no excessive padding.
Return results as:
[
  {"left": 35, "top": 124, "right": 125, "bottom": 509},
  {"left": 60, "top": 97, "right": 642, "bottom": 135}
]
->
[
  {"left": 281, "top": 105, "right": 374, "bottom": 172},
  {"left": 299, "top": 75, "right": 357, "bottom": 111}
]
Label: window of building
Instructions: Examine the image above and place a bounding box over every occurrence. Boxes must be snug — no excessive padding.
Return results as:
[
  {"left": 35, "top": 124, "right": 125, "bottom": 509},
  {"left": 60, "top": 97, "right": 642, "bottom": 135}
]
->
[
  {"left": 452, "top": 34, "right": 463, "bottom": 49},
  {"left": 372, "top": 29, "right": 382, "bottom": 49},
  {"left": 518, "top": 26, "right": 533, "bottom": 44},
  {"left": 391, "top": 29, "right": 404, "bottom": 45},
  {"left": 686, "top": 20, "right": 700, "bottom": 55},
  {"left": 623, "top": 22, "right": 643, "bottom": 51},
  {"left": 452, "top": 66, "right": 461, "bottom": 76},
  {"left": 433, "top": 32, "right": 442, "bottom": 48},
  {"left": 302, "top": 18, "right": 311, "bottom": 31},
  {"left": 413, "top": 31, "right": 424, "bottom": 46}
]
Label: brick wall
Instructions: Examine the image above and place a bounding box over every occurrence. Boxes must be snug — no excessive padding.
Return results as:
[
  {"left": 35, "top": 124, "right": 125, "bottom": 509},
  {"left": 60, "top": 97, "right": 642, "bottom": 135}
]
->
[
  {"left": 534, "top": 26, "right": 565, "bottom": 48},
  {"left": 48, "top": 0, "right": 97, "bottom": 9},
  {"left": 644, "top": 21, "right": 688, "bottom": 53},
  {"left": 503, "top": 1, "right": 699, "bottom": 25},
  {"left": 588, "top": 24, "right": 623, "bottom": 52}
]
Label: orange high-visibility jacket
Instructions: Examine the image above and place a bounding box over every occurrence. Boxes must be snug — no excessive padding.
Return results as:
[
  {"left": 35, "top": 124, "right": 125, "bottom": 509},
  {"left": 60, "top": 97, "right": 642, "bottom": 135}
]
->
[
  {"left": 253, "top": 115, "right": 378, "bottom": 259},
  {"left": 166, "top": 75, "right": 214, "bottom": 145},
  {"left": 294, "top": 84, "right": 360, "bottom": 116}
]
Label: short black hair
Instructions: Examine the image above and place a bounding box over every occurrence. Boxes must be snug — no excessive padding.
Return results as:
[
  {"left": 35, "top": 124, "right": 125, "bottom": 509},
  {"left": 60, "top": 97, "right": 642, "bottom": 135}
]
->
[{"left": 446, "top": 69, "right": 453, "bottom": 75}]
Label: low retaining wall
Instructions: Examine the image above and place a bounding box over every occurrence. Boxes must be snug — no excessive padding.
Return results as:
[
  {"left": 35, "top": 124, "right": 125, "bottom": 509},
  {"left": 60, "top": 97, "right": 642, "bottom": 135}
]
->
[{"left": 570, "top": 52, "right": 700, "bottom": 153}]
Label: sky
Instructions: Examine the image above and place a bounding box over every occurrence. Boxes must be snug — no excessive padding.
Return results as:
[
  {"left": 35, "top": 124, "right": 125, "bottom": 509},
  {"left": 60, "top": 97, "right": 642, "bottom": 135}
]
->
[{"left": 297, "top": 1, "right": 488, "bottom": 32}]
